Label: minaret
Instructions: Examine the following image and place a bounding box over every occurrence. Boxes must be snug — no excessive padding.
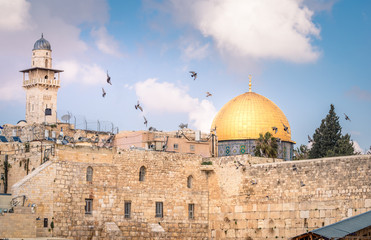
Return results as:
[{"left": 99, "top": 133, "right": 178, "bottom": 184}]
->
[{"left": 20, "top": 34, "right": 63, "bottom": 124}]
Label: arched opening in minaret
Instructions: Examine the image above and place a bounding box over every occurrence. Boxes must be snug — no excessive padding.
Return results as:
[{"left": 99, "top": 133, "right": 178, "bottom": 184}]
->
[{"left": 44, "top": 75, "right": 48, "bottom": 79}]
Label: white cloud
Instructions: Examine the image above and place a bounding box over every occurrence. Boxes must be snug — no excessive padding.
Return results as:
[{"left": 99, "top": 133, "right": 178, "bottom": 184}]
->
[
  {"left": 303, "top": 0, "right": 338, "bottom": 12},
  {"left": 124, "top": 84, "right": 133, "bottom": 90},
  {"left": 353, "top": 141, "right": 364, "bottom": 154},
  {"left": 168, "top": 0, "right": 321, "bottom": 63},
  {"left": 0, "top": 81, "right": 23, "bottom": 102},
  {"left": 91, "top": 26, "right": 123, "bottom": 57},
  {"left": 180, "top": 39, "right": 210, "bottom": 61},
  {"left": 56, "top": 60, "right": 106, "bottom": 85},
  {"left": 346, "top": 86, "right": 371, "bottom": 102},
  {"left": 135, "top": 78, "right": 217, "bottom": 131},
  {"left": 0, "top": 0, "right": 115, "bottom": 102},
  {"left": 0, "top": 0, "right": 32, "bottom": 31}
]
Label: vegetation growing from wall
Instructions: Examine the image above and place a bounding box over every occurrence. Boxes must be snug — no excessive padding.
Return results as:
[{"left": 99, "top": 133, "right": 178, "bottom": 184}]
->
[
  {"left": 309, "top": 104, "right": 354, "bottom": 159},
  {"left": 254, "top": 132, "right": 278, "bottom": 158},
  {"left": 1, "top": 155, "right": 12, "bottom": 193}
]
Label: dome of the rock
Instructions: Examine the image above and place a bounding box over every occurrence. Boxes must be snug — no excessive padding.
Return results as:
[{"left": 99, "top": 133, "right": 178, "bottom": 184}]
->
[
  {"left": 212, "top": 92, "right": 293, "bottom": 142},
  {"left": 211, "top": 86, "right": 294, "bottom": 160}
]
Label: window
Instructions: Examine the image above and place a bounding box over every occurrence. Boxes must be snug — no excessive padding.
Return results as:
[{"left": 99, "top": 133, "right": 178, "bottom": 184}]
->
[
  {"left": 190, "top": 145, "right": 195, "bottom": 151},
  {"left": 43, "top": 218, "right": 48, "bottom": 228},
  {"left": 188, "top": 204, "right": 194, "bottom": 219},
  {"left": 139, "top": 166, "right": 146, "bottom": 182},
  {"left": 187, "top": 175, "right": 193, "bottom": 189},
  {"left": 124, "top": 201, "right": 131, "bottom": 219},
  {"left": 173, "top": 144, "right": 178, "bottom": 150},
  {"left": 85, "top": 199, "right": 93, "bottom": 214},
  {"left": 155, "top": 202, "right": 163, "bottom": 218},
  {"left": 46, "top": 52, "right": 48, "bottom": 55},
  {"left": 45, "top": 59, "right": 48, "bottom": 68},
  {"left": 86, "top": 166, "right": 93, "bottom": 182}
]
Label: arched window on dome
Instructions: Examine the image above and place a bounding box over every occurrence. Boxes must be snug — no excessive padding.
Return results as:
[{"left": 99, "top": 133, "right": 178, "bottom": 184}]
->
[
  {"left": 139, "top": 166, "right": 146, "bottom": 182},
  {"left": 187, "top": 175, "right": 193, "bottom": 188},
  {"left": 86, "top": 166, "right": 93, "bottom": 182}
]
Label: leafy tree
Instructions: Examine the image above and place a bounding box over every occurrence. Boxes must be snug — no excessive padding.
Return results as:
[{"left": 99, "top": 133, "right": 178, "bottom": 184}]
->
[
  {"left": 254, "top": 132, "right": 278, "bottom": 158},
  {"left": 0, "top": 155, "right": 12, "bottom": 194},
  {"left": 309, "top": 104, "right": 354, "bottom": 159},
  {"left": 294, "top": 144, "right": 309, "bottom": 160}
]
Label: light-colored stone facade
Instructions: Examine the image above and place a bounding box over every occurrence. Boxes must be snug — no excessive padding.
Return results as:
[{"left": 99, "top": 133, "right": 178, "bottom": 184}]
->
[
  {"left": 114, "top": 129, "right": 212, "bottom": 157},
  {"left": 1, "top": 143, "right": 369, "bottom": 239},
  {"left": 21, "top": 40, "right": 62, "bottom": 124}
]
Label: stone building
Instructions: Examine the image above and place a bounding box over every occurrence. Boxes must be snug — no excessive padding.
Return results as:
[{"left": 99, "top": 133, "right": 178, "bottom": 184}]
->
[
  {"left": 0, "top": 144, "right": 370, "bottom": 239},
  {"left": 20, "top": 34, "right": 63, "bottom": 124},
  {"left": 113, "top": 128, "right": 212, "bottom": 157}
]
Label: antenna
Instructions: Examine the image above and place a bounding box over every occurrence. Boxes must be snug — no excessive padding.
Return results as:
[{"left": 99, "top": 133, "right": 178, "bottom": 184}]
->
[{"left": 61, "top": 114, "right": 71, "bottom": 123}]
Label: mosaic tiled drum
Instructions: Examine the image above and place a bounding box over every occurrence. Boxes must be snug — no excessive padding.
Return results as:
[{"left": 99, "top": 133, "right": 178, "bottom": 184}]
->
[{"left": 212, "top": 91, "right": 295, "bottom": 160}]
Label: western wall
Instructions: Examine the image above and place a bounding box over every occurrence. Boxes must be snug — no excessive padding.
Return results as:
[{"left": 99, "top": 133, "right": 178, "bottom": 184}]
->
[{"left": 1, "top": 143, "right": 370, "bottom": 239}]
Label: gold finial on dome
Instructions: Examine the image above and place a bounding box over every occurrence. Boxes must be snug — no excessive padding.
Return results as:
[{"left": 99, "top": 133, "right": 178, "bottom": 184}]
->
[{"left": 248, "top": 75, "right": 252, "bottom": 92}]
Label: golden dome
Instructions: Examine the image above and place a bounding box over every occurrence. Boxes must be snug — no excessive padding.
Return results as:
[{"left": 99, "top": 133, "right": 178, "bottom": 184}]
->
[{"left": 211, "top": 92, "right": 293, "bottom": 142}]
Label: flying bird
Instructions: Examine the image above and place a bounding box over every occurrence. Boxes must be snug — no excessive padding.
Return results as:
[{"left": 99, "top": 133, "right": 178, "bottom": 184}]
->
[
  {"left": 143, "top": 116, "right": 148, "bottom": 127},
  {"left": 106, "top": 71, "right": 112, "bottom": 85},
  {"left": 308, "top": 135, "right": 313, "bottom": 143},
  {"left": 148, "top": 126, "right": 157, "bottom": 131},
  {"left": 102, "top": 88, "right": 106, "bottom": 98},
  {"left": 135, "top": 101, "right": 143, "bottom": 112},
  {"left": 189, "top": 71, "right": 197, "bottom": 80},
  {"left": 179, "top": 123, "right": 188, "bottom": 129},
  {"left": 272, "top": 126, "right": 278, "bottom": 134},
  {"left": 344, "top": 113, "right": 351, "bottom": 121},
  {"left": 206, "top": 92, "right": 212, "bottom": 97},
  {"left": 282, "top": 123, "right": 289, "bottom": 134}
]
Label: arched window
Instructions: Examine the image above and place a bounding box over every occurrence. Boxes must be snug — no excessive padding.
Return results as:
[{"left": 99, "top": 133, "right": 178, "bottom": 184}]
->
[
  {"left": 187, "top": 175, "right": 193, "bottom": 188},
  {"left": 86, "top": 166, "right": 93, "bottom": 182},
  {"left": 44, "top": 75, "right": 48, "bottom": 79},
  {"left": 45, "top": 59, "right": 48, "bottom": 68},
  {"left": 139, "top": 166, "right": 146, "bottom": 182}
]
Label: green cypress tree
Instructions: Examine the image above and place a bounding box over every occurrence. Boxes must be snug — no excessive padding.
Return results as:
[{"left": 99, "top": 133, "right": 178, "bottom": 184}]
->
[{"left": 309, "top": 104, "right": 354, "bottom": 158}]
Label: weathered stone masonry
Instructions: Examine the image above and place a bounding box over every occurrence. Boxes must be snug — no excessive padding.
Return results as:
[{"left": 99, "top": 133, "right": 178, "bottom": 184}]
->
[{"left": 6, "top": 144, "right": 371, "bottom": 239}]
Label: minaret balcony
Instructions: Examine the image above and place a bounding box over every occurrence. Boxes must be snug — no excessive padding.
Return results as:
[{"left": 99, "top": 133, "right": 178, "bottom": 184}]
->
[{"left": 23, "top": 78, "right": 60, "bottom": 87}]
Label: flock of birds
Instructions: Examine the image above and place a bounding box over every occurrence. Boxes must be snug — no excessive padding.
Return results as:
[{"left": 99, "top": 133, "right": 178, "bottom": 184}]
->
[
  {"left": 271, "top": 122, "right": 290, "bottom": 136},
  {"left": 101, "top": 70, "right": 352, "bottom": 137},
  {"left": 101, "top": 71, "right": 211, "bottom": 129}
]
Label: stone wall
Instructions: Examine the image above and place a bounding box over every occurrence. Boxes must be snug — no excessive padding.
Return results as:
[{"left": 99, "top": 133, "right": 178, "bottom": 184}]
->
[
  {"left": 13, "top": 146, "right": 210, "bottom": 239},
  {"left": 7, "top": 144, "right": 371, "bottom": 240},
  {"left": 0, "top": 206, "right": 36, "bottom": 238},
  {"left": 207, "top": 154, "right": 371, "bottom": 239},
  {"left": 11, "top": 160, "right": 56, "bottom": 237},
  {"left": 0, "top": 142, "right": 52, "bottom": 194}
]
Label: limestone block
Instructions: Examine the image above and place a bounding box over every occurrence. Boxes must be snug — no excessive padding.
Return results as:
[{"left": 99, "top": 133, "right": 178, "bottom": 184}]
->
[
  {"left": 365, "top": 199, "right": 371, "bottom": 208},
  {"left": 300, "top": 210, "right": 309, "bottom": 219}
]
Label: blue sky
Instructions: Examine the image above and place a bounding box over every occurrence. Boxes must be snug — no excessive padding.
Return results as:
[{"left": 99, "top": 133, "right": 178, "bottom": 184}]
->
[{"left": 0, "top": 0, "right": 370, "bottom": 152}]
